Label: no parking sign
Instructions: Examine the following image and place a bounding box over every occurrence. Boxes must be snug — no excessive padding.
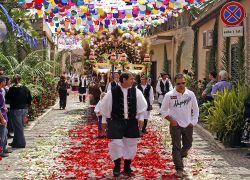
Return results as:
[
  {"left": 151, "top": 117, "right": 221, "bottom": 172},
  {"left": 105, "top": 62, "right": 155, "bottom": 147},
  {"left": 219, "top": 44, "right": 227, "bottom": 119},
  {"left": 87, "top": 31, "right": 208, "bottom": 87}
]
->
[{"left": 220, "top": 1, "right": 245, "bottom": 26}]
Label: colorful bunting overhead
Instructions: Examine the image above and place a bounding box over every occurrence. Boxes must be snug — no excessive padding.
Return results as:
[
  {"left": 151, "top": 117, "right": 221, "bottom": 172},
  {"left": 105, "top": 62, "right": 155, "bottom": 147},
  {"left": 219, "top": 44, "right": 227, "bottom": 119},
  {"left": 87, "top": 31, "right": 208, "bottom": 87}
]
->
[
  {"left": 18, "top": 0, "right": 207, "bottom": 36},
  {"left": 0, "top": 3, "right": 40, "bottom": 48}
]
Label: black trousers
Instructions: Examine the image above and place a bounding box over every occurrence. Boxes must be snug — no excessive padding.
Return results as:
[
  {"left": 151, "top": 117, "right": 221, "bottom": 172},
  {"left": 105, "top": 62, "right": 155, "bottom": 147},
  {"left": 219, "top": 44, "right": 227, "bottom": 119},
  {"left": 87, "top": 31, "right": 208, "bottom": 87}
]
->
[
  {"left": 79, "top": 87, "right": 86, "bottom": 102},
  {"left": 107, "top": 118, "right": 140, "bottom": 139},
  {"left": 59, "top": 89, "right": 67, "bottom": 109}
]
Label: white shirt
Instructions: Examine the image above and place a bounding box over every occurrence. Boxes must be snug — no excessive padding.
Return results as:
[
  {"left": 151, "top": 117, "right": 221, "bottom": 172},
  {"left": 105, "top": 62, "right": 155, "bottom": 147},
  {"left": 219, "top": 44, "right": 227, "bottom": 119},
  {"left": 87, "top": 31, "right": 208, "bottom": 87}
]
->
[
  {"left": 80, "top": 77, "right": 87, "bottom": 87},
  {"left": 137, "top": 84, "right": 154, "bottom": 120},
  {"left": 100, "top": 85, "right": 147, "bottom": 123},
  {"left": 160, "top": 88, "right": 199, "bottom": 128},
  {"left": 94, "top": 99, "right": 103, "bottom": 116}
]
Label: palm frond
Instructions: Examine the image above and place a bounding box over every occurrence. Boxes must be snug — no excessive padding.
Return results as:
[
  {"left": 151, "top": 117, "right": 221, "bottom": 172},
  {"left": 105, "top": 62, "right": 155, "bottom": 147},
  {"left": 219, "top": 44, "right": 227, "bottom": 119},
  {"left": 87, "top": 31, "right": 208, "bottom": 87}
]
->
[
  {"left": 22, "top": 50, "right": 48, "bottom": 67},
  {"left": 0, "top": 53, "right": 15, "bottom": 75}
]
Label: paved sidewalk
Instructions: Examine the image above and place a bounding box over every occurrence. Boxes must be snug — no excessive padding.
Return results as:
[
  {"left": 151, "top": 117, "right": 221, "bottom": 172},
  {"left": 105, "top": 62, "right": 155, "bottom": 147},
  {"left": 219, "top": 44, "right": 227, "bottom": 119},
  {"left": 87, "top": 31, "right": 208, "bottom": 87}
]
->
[{"left": 0, "top": 94, "right": 249, "bottom": 179}]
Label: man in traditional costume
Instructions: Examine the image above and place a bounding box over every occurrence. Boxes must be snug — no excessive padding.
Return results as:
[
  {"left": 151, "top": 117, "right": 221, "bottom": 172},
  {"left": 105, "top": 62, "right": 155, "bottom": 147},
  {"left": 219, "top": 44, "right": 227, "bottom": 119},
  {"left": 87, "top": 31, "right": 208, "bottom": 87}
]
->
[
  {"left": 100, "top": 72, "right": 147, "bottom": 177},
  {"left": 136, "top": 75, "right": 154, "bottom": 134},
  {"left": 106, "top": 72, "right": 119, "bottom": 92},
  {"left": 156, "top": 73, "right": 173, "bottom": 107},
  {"left": 88, "top": 75, "right": 101, "bottom": 106},
  {"left": 71, "top": 72, "right": 79, "bottom": 91},
  {"left": 78, "top": 74, "right": 88, "bottom": 102}
]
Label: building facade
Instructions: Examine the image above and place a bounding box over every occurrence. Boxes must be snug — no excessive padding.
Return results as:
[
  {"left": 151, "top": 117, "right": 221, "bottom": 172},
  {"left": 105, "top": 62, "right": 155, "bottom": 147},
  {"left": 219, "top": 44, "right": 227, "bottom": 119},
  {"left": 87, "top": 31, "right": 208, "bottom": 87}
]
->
[
  {"left": 192, "top": 0, "right": 250, "bottom": 82},
  {"left": 146, "top": 12, "right": 194, "bottom": 85}
]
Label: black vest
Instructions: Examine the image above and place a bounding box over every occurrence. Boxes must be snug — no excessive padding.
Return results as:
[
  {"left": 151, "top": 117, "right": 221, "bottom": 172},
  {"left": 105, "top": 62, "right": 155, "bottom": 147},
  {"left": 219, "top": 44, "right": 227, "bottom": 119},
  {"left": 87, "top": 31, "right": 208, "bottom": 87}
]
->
[
  {"left": 107, "top": 86, "right": 139, "bottom": 139},
  {"left": 111, "top": 86, "right": 137, "bottom": 120},
  {"left": 111, "top": 81, "right": 118, "bottom": 89},
  {"left": 160, "top": 80, "right": 170, "bottom": 95},
  {"left": 137, "top": 84, "right": 151, "bottom": 111}
]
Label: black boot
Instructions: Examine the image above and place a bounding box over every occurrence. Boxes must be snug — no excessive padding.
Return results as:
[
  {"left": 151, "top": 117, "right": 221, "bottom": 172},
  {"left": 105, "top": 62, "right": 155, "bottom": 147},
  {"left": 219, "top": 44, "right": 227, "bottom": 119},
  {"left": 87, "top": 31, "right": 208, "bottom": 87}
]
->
[
  {"left": 113, "top": 158, "right": 121, "bottom": 177},
  {"left": 124, "top": 159, "right": 132, "bottom": 176},
  {"left": 79, "top": 95, "right": 82, "bottom": 102},
  {"left": 142, "top": 119, "right": 148, "bottom": 133}
]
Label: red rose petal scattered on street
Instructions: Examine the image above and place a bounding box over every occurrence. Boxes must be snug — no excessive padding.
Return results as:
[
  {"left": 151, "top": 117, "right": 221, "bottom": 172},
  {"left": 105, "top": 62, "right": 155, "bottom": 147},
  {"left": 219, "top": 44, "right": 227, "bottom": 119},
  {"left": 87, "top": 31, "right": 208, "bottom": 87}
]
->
[{"left": 49, "top": 118, "right": 177, "bottom": 179}]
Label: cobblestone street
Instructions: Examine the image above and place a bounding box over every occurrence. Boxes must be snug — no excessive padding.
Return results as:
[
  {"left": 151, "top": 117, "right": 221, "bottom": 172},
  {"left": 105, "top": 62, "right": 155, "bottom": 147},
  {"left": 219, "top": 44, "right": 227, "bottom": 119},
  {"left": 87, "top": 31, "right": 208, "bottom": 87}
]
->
[
  {"left": 0, "top": 94, "right": 249, "bottom": 179},
  {"left": 2, "top": 0, "right": 250, "bottom": 179}
]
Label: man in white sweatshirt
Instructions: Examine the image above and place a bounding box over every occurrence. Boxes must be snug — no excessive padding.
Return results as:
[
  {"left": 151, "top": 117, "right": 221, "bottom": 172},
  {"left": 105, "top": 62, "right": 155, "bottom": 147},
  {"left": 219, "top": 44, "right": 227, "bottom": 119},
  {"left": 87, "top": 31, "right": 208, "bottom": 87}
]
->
[{"left": 160, "top": 73, "right": 199, "bottom": 178}]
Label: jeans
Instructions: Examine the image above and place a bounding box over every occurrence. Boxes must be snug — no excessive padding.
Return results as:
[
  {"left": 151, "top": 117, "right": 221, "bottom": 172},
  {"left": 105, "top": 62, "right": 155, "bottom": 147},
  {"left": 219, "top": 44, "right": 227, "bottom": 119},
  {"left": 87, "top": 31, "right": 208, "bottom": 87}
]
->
[
  {"left": 10, "top": 109, "right": 28, "bottom": 148},
  {"left": 170, "top": 125, "right": 193, "bottom": 170},
  {"left": 0, "top": 125, "right": 8, "bottom": 153}
]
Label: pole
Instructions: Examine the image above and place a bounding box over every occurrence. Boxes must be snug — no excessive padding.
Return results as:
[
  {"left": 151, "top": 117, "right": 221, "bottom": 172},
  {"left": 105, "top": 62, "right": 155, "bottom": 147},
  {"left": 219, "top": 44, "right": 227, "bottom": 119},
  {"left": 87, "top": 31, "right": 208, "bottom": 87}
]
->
[
  {"left": 244, "top": 12, "right": 249, "bottom": 83},
  {"left": 112, "top": 64, "right": 114, "bottom": 78},
  {"left": 90, "top": 64, "right": 93, "bottom": 80},
  {"left": 172, "top": 36, "right": 175, "bottom": 79}
]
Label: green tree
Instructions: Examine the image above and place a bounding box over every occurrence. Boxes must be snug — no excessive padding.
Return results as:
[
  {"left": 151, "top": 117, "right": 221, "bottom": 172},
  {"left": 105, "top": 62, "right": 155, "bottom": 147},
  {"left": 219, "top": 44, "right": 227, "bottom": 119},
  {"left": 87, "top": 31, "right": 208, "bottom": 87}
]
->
[
  {"left": 162, "top": 44, "right": 169, "bottom": 74},
  {"left": 221, "top": 37, "right": 230, "bottom": 72},
  {"left": 192, "top": 30, "right": 198, "bottom": 79},
  {"left": 208, "top": 18, "right": 218, "bottom": 73},
  {"left": 0, "top": 50, "right": 55, "bottom": 82},
  {"left": 235, "top": 36, "right": 245, "bottom": 83},
  {"left": 176, "top": 41, "right": 185, "bottom": 73}
]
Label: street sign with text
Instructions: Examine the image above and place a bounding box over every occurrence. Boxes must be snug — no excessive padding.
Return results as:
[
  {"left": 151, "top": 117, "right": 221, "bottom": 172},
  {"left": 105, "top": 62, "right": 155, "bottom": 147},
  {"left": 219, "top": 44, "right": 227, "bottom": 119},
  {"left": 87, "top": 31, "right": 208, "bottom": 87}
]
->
[{"left": 223, "top": 26, "right": 243, "bottom": 37}]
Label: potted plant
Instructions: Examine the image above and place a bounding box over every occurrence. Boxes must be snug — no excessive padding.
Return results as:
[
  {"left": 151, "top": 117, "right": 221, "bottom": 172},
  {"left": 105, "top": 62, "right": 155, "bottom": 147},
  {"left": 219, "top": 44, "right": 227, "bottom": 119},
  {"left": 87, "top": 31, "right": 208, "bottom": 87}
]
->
[{"left": 205, "top": 84, "right": 250, "bottom": 147}]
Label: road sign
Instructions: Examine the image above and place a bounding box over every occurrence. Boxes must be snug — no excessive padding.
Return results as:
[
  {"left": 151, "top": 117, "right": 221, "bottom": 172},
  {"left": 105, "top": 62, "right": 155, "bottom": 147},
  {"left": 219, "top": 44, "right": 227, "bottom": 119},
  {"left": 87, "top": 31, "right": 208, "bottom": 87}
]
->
[
  {"left": 220, "top": 1, "right": 245, "bottom": 26},
  {"left": 223, "top": 26, "right": 243, "bottom": 37}
]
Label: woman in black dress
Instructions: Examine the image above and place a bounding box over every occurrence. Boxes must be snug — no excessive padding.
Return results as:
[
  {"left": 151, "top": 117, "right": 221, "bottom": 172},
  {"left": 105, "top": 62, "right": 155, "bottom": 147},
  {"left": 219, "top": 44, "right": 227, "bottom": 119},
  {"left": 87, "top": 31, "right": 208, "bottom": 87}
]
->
[{"left": 56, "top": 76, "right": 69, "bottom": 109}]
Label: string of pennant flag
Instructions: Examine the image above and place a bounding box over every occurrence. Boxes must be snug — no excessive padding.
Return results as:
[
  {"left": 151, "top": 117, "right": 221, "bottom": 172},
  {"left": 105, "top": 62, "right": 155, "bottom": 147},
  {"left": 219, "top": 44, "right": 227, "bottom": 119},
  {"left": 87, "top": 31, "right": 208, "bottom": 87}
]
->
[{"left": 17, "top": 0, "right": 208, "bottom": 36}]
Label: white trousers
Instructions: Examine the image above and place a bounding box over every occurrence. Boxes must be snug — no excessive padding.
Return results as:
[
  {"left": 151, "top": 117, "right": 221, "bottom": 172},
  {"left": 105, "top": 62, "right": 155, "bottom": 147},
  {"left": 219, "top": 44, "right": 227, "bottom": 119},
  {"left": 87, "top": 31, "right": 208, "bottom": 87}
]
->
[
  {"left": 108, "top": 138, "right": 139, "bottom": 161},
  {"left": 143, "top": 111, "right": 151, "bottom": 120},
  {"left": 158, "top": 94, "right": 164, "bottom": 104}
]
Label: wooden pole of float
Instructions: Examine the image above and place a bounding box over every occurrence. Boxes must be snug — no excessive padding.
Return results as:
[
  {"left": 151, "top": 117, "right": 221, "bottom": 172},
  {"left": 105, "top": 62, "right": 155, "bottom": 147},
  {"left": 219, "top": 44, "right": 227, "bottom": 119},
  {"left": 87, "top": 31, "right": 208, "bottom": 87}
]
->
[
  {"left": 112, "top": 64, "right": 114, "bottom": 78},
  {"left": 110, "top": 51, "right": 116, "bottom": 78},
  {"left": 90, "top": 64, "right": 93, "bottom": 80}
]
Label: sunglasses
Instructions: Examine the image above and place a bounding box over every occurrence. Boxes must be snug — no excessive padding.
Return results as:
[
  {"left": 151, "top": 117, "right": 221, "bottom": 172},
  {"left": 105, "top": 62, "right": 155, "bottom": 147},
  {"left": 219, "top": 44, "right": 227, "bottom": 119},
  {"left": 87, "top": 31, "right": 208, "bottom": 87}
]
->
[{"left": 176, "top": 82, "right": 186, "bottom": 86}]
